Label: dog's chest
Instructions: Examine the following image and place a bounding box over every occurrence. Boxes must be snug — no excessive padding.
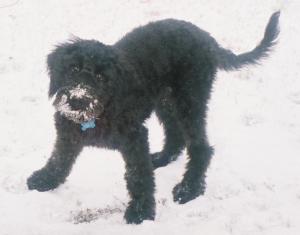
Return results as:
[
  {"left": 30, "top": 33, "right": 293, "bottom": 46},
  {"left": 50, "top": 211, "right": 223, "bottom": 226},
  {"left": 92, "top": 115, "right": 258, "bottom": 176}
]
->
[{"left": 80, "top": 119, "right": 121, "bottom": 149}]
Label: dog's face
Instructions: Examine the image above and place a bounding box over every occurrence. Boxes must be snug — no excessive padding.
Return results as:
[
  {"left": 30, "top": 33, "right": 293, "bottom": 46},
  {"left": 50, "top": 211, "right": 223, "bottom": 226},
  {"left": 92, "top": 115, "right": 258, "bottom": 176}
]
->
[{"left": 47, "top": 39, "right": 122, "bottom": 123}]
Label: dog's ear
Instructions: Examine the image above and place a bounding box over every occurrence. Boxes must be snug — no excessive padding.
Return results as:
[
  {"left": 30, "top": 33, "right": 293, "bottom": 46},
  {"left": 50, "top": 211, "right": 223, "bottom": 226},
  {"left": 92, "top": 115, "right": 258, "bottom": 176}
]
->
[
  {"left": 47, "top": 51, "right": 57, "bottom": 98},
  {"left": 47, "top": 45, "right": 67, "bottom": 98}
]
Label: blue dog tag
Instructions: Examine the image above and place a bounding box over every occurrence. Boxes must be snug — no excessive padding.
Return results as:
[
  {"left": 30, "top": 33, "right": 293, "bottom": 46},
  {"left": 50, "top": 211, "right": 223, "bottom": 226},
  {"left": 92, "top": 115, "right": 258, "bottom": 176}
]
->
[{"left": 81, "top": 119, "right": 96, "bottom": 131}]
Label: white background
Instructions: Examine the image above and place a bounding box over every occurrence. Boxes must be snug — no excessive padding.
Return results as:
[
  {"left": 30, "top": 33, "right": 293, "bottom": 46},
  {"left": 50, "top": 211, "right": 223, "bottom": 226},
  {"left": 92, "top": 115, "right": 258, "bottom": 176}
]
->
[{"left": 0, "top": 0, "right": 299, "bottom": 234}]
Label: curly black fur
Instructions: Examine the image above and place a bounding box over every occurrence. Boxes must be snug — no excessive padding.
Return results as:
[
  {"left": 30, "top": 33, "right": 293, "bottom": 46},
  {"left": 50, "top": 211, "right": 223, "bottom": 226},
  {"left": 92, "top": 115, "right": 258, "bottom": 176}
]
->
[{"left": 27, "top": 12, "right": 280, "bottom": 224}]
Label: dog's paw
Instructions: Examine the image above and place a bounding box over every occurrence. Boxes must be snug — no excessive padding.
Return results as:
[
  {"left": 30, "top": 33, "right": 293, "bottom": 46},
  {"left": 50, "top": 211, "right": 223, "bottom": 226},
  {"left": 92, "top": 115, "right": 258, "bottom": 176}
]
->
[
  {"left": 124, "top": 200, "right": 155, "bottom": 224},
  {"left": 172, "top": 180, "right": 206, "bottom": 204},
  {"left": 27, "top": 169, "right": 62, "bottom": 192}
]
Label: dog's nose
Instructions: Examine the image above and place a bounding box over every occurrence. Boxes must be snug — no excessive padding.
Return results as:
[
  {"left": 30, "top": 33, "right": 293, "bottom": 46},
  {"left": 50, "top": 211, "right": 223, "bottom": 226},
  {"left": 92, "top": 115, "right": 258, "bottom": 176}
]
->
[{"left": 69, "top": 98, "right": 90, "bottom": 110}]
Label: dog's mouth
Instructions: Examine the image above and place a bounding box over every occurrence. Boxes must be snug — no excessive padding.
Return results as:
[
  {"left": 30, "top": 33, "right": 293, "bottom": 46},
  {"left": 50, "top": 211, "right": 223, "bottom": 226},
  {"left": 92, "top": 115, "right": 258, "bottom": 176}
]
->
[{"left": 53, "top": 85, "right": 104, "bottom": 124}]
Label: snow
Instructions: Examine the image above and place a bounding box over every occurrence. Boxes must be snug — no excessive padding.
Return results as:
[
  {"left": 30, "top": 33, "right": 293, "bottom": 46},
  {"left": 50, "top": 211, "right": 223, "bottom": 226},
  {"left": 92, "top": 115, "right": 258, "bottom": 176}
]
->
[
  {"left": 0, "top": 0, "right": 300, "bottom": 234},
  {"left": 69, "top": 85, "right": 93, "bottom": 99},
  {"left": 54, "top": 86, "right": 99, "bottom": 123}
]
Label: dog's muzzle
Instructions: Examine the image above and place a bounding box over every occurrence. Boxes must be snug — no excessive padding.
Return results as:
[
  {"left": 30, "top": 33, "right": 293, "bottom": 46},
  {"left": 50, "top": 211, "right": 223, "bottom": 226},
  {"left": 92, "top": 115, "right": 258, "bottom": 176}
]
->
[{"left": 53, "top": 85, "right": 104, "bottom": 124}]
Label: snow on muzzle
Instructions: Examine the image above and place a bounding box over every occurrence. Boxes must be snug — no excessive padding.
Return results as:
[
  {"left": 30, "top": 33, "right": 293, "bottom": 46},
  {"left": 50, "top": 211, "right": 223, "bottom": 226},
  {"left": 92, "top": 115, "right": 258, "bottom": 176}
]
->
[{"left": 53, "top": 85, "right": 104, "bottom": 124}]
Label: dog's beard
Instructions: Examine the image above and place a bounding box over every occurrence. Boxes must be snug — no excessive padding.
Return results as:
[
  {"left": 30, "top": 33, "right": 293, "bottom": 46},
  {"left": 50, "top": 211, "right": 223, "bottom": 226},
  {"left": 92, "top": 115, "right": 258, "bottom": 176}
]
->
[{"left": 53, "top": 85, "right": 103, "bottom": 124}]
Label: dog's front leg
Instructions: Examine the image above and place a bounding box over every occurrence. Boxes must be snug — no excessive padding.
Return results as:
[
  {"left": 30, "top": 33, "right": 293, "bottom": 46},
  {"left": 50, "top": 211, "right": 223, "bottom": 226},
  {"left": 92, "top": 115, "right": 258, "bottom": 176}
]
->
[
  {"left": 119, "top": 125, "right": 155, "bottom": 224},
  {"left": 27, "top": 124, "right": 83, "bottom": 192}
]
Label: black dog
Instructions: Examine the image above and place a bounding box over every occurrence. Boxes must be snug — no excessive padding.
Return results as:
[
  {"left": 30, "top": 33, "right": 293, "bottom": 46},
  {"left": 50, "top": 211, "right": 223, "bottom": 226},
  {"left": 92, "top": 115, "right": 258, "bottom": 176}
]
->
[{"left": 27, "top": 12, "right": 280, "bottom": 224}]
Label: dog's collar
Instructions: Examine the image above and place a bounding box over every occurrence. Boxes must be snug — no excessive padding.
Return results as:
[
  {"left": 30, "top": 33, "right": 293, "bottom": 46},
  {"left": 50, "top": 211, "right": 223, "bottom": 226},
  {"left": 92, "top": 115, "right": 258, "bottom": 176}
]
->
[{"left": 81, "top": 119, "right": 96, "bottom": 131}]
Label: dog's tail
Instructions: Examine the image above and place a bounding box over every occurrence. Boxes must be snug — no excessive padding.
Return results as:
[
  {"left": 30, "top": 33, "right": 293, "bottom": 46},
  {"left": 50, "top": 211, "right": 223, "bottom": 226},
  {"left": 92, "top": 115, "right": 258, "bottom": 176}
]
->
[{"left": 217, "top": 11, "right": 280, "bottom": 71}]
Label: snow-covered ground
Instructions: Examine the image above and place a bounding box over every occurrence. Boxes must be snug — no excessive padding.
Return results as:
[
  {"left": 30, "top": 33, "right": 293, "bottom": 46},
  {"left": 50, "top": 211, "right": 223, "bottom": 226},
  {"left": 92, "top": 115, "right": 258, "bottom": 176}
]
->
[{"left": 0, "top": 0, "right": 300, "bottom": 234}]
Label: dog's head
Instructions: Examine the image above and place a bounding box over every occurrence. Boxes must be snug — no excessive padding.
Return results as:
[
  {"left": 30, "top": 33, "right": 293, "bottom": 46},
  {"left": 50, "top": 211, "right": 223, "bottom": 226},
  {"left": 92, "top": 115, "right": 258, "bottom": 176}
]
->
[{"left": 47, "top": 39, "right": 123, "bottom": 124}]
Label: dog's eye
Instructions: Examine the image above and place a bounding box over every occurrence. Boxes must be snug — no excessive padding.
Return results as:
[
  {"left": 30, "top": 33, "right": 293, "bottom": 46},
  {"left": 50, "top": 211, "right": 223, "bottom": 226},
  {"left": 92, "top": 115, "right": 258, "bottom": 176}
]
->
[
  {"left": 96, "top": 73, "right": 106, "bottom": 82},
  {"left": 71, "top": 65, "right": 81, "bottom": 73}
]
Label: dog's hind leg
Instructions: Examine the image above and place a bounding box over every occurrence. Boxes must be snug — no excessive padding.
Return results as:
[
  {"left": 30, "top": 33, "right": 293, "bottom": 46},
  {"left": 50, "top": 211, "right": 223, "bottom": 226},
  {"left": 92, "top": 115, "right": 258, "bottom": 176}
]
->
[
  {"left": 172, "top": 69, "right": 215, "bottom": 204},
  {"left": 151, "top": 93, "right": 185, "bottom": 169},
  {"left": 27, "top": 118, "right": 83, "bottom": 192}
]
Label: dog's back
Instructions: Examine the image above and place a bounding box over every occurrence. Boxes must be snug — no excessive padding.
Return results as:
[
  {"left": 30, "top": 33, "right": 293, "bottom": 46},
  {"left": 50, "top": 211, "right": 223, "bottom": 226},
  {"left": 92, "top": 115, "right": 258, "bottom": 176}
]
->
[
  {"left": 115, "top": 19, "right": 219, "bottom": 80},
  {"left": 115, "top": 12, "right": 280, "bottom": 78}
]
